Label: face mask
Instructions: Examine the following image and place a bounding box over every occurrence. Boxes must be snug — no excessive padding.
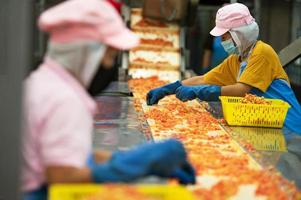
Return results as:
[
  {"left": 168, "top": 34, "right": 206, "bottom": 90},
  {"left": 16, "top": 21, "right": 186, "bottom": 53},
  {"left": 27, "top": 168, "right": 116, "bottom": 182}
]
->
[
  {"left": 88, "top": 62, "right": 117, "bottom": 96},
  {"left": 221, "top": 39, "right": 238, "bottom": 55},
  {"left": 82, "top": 43, "right": 106, "bottom": 87}
]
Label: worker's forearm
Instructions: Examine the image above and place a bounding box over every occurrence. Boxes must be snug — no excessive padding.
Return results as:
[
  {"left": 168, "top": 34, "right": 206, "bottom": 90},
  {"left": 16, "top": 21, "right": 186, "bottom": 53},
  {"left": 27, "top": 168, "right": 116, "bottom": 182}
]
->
[
  {"left": 46, "top": 151, "right": 112, "bottom": 184},
  {"left": 46, "top": 166, "right": 92, "bottom": 184},
  {"left": 94, "top": 150, "right": 112, "bottom": 164},
  {"left": 181, "top": 76, "right": 205, "bottom": 86},
  {"left": 221, "top": 83, "right": 252, "bottom": 97}
]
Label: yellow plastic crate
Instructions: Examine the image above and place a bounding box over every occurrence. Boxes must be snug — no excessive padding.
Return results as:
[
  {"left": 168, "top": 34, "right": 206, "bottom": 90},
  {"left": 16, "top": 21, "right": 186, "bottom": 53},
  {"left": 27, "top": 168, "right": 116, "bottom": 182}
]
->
[
  {"left": 49, "top": 184, "right": 195, "bottom": 200},
  {"left": 219, "top": 96, "right": 290, "bottom": 128}
]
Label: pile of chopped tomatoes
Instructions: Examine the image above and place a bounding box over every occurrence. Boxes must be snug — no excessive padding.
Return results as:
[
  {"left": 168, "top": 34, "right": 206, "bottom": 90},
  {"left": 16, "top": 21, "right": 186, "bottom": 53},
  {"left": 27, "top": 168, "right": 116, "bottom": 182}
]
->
[{"left": 128, "top": 77, "right": 300, "bottom": 200}]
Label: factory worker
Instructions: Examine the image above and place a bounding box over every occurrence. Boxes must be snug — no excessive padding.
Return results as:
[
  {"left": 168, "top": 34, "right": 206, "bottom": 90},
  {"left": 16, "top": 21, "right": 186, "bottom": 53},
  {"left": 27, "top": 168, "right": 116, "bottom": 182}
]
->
[
  {"left": 22, "top": 0, "right": 196, "bottom": 199},
  {"left": 146, "top": 3, "right": 301, "bottom": 134}
]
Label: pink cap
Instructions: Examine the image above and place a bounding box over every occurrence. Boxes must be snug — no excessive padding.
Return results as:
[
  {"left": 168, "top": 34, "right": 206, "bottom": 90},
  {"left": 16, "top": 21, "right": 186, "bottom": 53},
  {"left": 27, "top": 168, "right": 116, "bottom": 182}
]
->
[
  {"left": 38, "top": 0, "right": 139, "bottom": 50},
  {"left": 210, "top": 3, "right": 255, "bottom": 36}
]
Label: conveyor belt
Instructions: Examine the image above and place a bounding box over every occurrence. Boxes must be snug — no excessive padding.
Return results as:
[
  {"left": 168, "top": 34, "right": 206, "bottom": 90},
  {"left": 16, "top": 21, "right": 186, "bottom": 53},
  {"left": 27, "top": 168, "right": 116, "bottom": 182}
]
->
[
  {"left": 204, "top": 101, "right": 301, "bottom": 189},
  {"left": 93, "top": 82, "right": 150, "bottom": 151},
  {"left": 92, "top": 80, "right": 301, "bottom": 197}
]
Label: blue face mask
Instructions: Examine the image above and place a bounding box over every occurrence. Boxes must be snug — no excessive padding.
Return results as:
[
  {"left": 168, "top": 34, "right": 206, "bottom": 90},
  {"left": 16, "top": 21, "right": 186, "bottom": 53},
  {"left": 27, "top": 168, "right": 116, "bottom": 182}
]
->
[{"left": 221, "top": 39, "right": 238, "bottom": 55}]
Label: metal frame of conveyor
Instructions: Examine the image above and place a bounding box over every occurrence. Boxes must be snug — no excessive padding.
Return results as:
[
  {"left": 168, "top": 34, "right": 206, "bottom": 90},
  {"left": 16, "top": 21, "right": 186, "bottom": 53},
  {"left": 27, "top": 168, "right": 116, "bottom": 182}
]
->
[
  {"left": 279, "top": 37, "right": 301, "bottom": 67},
  {"left": 118, "top": 0, "right": 200, "bottom": 81}
]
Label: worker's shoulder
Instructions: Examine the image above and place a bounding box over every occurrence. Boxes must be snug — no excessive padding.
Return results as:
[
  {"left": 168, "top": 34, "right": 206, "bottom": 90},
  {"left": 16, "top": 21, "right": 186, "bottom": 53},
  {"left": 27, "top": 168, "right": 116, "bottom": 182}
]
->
[
  {"left": 224, "top": 54, "right": 240, "bottom": 65},
  {"left": 253, "top": 40, "right": 278, "bottom": 58},
  {"left": 25, "top": 67, "right": 81, "bottom": 106}
]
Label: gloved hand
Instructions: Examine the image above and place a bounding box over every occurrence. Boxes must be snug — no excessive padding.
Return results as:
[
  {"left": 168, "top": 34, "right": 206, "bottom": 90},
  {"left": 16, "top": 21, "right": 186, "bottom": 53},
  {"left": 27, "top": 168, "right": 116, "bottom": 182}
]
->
[
  {"left": 23, "top": 185, "right": 47, "bottom": 200},
  {"left": 89, "top": 139, "right": 195, "bottom": 184},
  {"left": 170, "top": 161, "right": 196, "bottom": 184},
  {"left": 146, "top": 81, "right": 182, "bottom": 105},
  {"left": 175, "top": 85, "right": 221, "bottom": 102}
]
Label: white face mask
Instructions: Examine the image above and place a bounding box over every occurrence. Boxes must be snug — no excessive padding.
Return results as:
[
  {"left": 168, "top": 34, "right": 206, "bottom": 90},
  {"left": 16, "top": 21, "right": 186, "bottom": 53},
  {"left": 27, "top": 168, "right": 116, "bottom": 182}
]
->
[
  {"left": 221, "top": 38, "right": 239, "bottom": 55},
  {"left": 81, "top": 44, "right": 106, "bottom": 87},
  {"left": 47, "top": 41, "right": 106, "bottom": 88}
]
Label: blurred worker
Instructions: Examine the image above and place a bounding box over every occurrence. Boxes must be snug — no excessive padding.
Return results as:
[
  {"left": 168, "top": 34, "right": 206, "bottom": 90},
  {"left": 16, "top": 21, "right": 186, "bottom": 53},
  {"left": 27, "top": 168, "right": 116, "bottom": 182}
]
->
[
  {"left": 201, "top": 35, "right": 228, "bottom": 74},
  {"left": 107, "top": 0, "right": 122, "bottom": 13},
  {"left": 87, "top": 0, "right": 122, "bottom": 96},
  {"left": 146, "top": 3, "right": 301, "bottom": 134},
  {"left": 22, "top": 0, "right": 195, "bottom": 199}
]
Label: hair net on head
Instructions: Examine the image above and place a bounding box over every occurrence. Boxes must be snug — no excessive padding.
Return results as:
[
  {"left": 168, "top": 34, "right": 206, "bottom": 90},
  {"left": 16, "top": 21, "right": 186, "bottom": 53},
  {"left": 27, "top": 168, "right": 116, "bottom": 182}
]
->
[
  {"left": 210, "top": 3, "right": 255, "bottom": 37},
  {"left": 38, "top": 0, "right": 140, "bottom": 88},
  {"left": 47, "top": 41, "right": 106, "bottom": 88},
  {"left": 229, "top": 21, "right": 259, "bottom": 59},
  {"left": 38, "top": 0, "right": 139, "bottom": 50}
]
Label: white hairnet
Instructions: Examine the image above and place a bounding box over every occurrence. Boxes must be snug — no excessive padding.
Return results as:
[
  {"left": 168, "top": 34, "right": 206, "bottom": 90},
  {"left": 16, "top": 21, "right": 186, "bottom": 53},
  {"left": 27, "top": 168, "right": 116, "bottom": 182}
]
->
[
  {"left": 47, "top": 41, "right": 106, "bottom": 88},
  {"left": 229, "top": 21, "right": 259, "bottom": 59}
]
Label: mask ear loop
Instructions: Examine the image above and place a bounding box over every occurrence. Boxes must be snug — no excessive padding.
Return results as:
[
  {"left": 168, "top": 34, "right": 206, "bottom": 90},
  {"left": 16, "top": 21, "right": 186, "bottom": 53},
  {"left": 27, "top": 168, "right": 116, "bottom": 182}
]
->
[{"left": 229, "top": 30, "right": 241, "bottom": 56}]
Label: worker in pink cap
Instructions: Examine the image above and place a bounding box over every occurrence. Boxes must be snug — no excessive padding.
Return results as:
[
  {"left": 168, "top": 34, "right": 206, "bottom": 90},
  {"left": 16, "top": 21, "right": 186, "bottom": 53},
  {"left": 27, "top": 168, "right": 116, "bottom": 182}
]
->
[
  {"left": 146, "top": 3, "right": 301, "bottom": 134},
  {"left": 22, "top": 0, "right": 195, "bottom": 199}
]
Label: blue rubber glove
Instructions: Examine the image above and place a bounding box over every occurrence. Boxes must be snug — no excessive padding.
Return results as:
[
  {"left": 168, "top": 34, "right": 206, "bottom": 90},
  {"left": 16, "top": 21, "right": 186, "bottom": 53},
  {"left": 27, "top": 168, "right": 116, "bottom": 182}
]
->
[
  {"left": 170, "top": 161, "right": 196, "bottom": 184},
  {"left": 147, "top": 81, "right": 182, "bottom": 105},
  {"left": 89, "top": 139, "right": 195, "bottom": 184},
  {"left": 175, "top": 85, "right": 221, "bottom": 102},
  {"left": 23, "top": 185, "right": 47, "bottom": 200}
]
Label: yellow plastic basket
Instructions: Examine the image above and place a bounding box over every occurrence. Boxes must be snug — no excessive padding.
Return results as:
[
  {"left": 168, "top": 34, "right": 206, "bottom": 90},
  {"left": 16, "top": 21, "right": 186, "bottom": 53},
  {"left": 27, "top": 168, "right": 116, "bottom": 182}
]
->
[
  {"left": 219, "top": 96, "right": 290, "bottom": 128},
  {"left": 49, "top": 184, "right": 195, "bottom": 200}
]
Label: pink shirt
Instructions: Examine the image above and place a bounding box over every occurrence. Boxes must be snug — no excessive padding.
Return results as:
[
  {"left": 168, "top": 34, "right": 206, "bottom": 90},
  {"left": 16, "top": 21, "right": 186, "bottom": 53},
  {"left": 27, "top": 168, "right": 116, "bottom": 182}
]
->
[{"left": 22, "top": 58, "right": 97, "bottom": 191}]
